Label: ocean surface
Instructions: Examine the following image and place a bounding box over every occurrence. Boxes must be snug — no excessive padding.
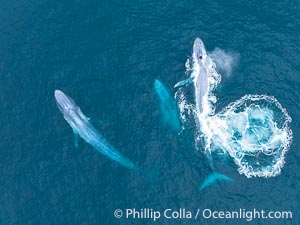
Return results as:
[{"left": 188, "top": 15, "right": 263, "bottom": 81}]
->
[{"left": 0, "top": 0, "right": 300, "bottom": 224}]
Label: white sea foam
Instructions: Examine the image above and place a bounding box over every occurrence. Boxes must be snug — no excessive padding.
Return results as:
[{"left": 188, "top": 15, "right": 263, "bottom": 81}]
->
[
  {"left": 176, "top": 91, "right": 195, "bottom": 124},
  {"left": 175, "top": 39, "right": 293, "bottom": 178},
  {"left": 213, "top": 95, "right": 293, "bottom": 177}
]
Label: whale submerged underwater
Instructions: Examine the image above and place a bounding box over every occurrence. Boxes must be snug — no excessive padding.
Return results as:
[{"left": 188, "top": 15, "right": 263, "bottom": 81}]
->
[
  {"left": 154, "top": 79, "right": 181, "bottom": 132},
  {"left": 176, "top": 37, "right": 293, "bottom": 189}
]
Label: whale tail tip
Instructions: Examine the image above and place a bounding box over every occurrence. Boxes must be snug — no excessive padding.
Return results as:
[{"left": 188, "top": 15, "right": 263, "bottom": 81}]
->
[{"left": 199, "top": 172, "right": 233, "bottom": 191}]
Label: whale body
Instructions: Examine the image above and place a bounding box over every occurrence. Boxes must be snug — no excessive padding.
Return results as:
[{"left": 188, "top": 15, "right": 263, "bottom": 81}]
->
[
  {"left": 54, "top": 90, "right": 137, "bottom": 169},
  {"left": 154, "top": 79, "right": 181, "bottom": 132},
  {"left": 193, "top": 38, "right": 208, "bottom": 114},
  {"left": 174, "top": 38, "right": 209, "bottom": 114}
]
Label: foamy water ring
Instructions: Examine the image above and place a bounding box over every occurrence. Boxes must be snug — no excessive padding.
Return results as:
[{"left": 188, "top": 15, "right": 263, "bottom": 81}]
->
[
  {"left": 214, "top": 95, "right": 293, "bottom": 177},
  {"left": 175, "top": 38, "right": 293, "bottom": 178}
]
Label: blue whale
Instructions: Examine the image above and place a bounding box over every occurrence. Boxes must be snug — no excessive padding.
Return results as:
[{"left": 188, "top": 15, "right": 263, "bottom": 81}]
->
[
  {"left": 154, "top": 79, "right": 181, "bottom": 132},
  {"left": 173, "top": 38, "right": 208, "bottom": 114},
  {"left": 193, "top": 38, "right": 208, "bottom": 114},
  {"left": 55, "top": 90, "right": 137, "bottom": 170}
]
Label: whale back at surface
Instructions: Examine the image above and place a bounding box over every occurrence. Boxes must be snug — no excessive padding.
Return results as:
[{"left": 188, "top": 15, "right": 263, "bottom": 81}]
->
[{"left": 193, "top": 38, "right": 209, "bottom": 114}]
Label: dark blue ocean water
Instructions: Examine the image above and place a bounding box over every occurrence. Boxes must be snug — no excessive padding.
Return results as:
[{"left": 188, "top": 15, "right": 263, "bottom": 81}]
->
[{"left": 1, "top": 0, "right": 299, "bottom": 224}]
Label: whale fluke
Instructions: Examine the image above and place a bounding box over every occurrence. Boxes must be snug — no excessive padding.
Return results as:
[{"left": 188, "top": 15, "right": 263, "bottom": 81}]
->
[{"left": 199, "top": 172, "right": 233, "bottom": 191}]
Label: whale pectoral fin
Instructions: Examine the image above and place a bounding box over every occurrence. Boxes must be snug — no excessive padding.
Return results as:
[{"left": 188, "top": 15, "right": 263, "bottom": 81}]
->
[
  {"left": 73, "top": 130, "right": 79, "bottom": 148},
  {"left": 174, "top": 77, "right": 193, "bottom": 88},
  {"left": 87, "top": 118, "right": 103, "bottom": 126}
]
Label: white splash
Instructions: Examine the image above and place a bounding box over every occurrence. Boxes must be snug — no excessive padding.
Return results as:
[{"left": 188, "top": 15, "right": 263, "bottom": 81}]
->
[{"left": 175, "top": 38, "right": 293, "bottom": 178}]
